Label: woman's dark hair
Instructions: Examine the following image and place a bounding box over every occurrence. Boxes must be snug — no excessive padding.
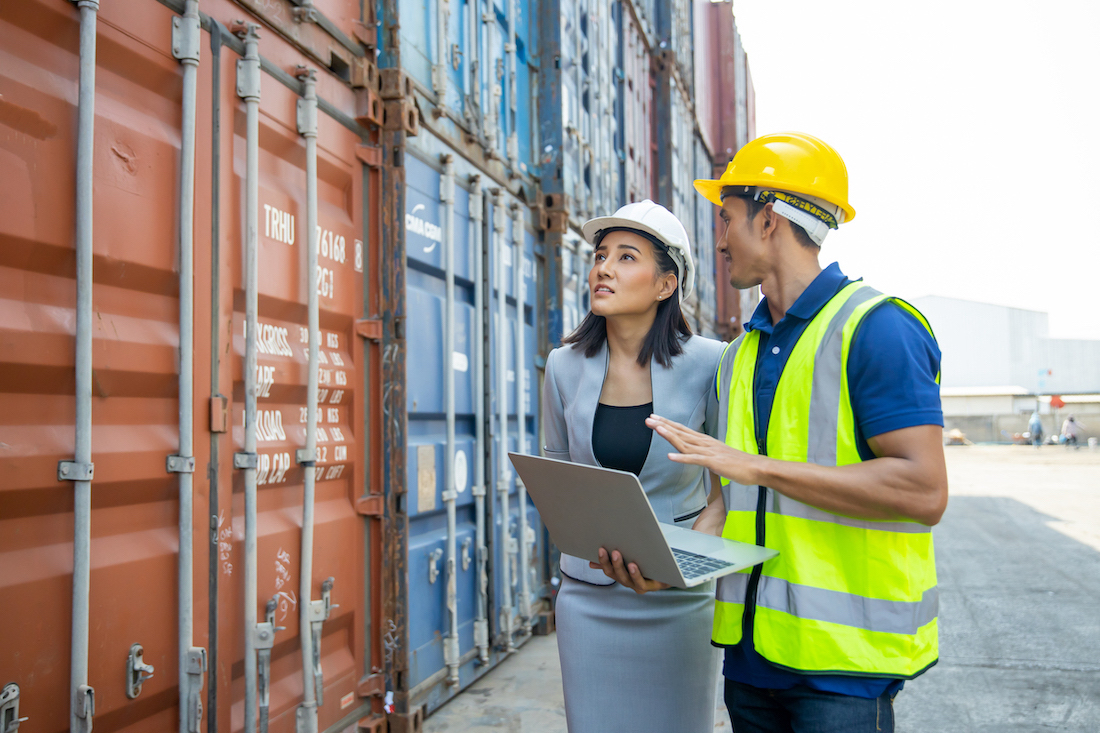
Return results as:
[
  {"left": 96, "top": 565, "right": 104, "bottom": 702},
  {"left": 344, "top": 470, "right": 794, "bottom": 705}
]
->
[{"left": 562, "top": 227, "right": 692, "bottom": 367}]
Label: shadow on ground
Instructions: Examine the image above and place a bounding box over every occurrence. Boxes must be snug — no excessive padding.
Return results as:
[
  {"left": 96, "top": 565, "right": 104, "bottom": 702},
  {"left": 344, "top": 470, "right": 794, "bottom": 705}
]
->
[{"left": 896, "top": 496, "right": 1100, "bottom": 732}]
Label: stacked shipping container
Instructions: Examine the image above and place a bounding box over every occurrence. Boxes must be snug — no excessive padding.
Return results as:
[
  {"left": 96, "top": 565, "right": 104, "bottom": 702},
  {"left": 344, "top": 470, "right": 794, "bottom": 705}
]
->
[
  {"left": 0, "top": 0, "right": 756, "bottom": 731},
  {"left": 700, "top": 0, "right": 759, "bottom": 339}
]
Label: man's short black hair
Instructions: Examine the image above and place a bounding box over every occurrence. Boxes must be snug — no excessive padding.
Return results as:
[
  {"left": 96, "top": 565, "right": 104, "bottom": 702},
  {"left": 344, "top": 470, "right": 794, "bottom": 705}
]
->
[{"left": 721, "top": 186, "right": 818, "bottom": 250}]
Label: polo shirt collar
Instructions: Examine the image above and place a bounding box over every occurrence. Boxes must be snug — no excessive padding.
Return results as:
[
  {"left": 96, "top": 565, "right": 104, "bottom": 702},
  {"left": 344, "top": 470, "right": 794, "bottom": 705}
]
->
[{"left": 744, "top": 262, "right": 850, "bottom": 334}]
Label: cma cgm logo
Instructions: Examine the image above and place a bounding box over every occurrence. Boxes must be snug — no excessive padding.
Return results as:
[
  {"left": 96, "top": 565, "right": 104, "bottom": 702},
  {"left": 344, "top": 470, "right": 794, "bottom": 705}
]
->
[{"left": 406, "top": 204, "right": 442, "bottom": 252}]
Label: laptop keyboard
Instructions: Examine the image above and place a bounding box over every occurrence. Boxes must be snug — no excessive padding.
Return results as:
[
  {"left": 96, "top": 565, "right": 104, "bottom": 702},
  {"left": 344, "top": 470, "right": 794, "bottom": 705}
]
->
[{"left": 672, "top": 547, "right": 736, "bottom": 580}]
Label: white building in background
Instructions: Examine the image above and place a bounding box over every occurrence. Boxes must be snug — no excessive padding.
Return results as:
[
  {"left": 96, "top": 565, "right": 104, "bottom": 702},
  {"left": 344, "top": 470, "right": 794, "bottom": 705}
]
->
[{"left": 909, "top": 296, "right": 1100, "bottom": 442}]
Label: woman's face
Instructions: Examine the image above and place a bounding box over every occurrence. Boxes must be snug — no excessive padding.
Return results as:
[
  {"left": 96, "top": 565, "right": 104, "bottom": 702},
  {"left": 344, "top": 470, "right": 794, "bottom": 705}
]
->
[{"left": 588, "top": 230, "right": 677, "bottom": 318}]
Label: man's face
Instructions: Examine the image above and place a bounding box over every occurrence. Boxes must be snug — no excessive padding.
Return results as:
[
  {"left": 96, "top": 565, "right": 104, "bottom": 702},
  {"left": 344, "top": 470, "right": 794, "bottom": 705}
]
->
[{"left": 716, "top": 196, "right": 769, "bottom": 289}]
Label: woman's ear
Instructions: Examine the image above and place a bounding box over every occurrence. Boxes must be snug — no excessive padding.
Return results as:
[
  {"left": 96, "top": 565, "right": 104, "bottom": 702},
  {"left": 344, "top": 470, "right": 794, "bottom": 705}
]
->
[{"left": 657, "top": 272, "right": 678, "bottom": 302}]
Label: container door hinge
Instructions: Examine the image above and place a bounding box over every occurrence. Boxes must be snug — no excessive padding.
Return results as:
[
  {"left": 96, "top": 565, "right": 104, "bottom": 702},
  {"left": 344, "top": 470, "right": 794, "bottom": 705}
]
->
[
  {"left": 125, "top": 643, "right": 156, "bottom": 699},
  {"left": 355, "top": 145, "right": 383, "bottom": 168},
  {"left": 184, "top": 647, "right": 207, "bottom": 733},
  {"left": 355, "top": 494, "right": 384, "bottom": 516},
  {"left": 57, "top": 461, "right": 94, "bottom": 482},
  {"left": 1, "top": 683, "right": 28, "bottom": 733},
  {"left": 308, "top": 578, "right": 338, "bottom": 705},
  {"left": 354, "top": 319, "right": 383, "bottom": 341},
  {"left": 356, "top": 673, "right": 385, "bottom": 698}
]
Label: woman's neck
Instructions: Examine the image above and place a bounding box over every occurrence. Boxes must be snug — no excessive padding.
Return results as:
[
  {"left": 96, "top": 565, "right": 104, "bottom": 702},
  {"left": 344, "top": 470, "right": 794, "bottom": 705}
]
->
[{"left": 604, "top": 312, "right": 656, "bottom": 362}]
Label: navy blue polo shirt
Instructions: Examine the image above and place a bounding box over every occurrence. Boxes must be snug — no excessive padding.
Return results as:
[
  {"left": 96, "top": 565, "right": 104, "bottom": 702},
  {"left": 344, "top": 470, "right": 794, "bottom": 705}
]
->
[{"left": 722, "top": 262, "right": 943, "bottom": 699}]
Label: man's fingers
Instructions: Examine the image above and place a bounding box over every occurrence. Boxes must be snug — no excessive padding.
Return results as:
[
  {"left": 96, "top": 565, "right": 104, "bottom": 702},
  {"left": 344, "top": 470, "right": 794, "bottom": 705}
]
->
[
  {"left": 650, "top": 419, "right": 711, "bottom": 453},
  {"left": 667, "top": 451, "right": 708, "bottom": 466}
]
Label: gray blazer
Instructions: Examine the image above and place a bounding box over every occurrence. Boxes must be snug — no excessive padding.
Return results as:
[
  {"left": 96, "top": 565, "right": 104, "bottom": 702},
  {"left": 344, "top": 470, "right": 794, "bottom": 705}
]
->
[{"left": 541, "top": 334, "right": 726, "bottom": 584}]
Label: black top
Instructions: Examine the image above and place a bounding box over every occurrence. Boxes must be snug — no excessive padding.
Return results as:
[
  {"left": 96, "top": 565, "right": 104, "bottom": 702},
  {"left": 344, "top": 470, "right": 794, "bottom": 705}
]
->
[{"left": 592, "top": 402, "right": 654, "bottom": 476}]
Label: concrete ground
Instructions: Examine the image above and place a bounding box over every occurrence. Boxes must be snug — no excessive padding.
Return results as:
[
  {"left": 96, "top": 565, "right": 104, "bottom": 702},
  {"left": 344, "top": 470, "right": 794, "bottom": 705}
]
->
[{"left": 424, "top": 445, "right": 1100, "bottom": 732}]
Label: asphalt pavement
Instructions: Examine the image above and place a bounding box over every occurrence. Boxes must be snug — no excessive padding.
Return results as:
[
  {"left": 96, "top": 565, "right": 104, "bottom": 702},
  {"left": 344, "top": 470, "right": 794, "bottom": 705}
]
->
[{"left": 423, "top": 445, "right": 1100, "bottom": 733}]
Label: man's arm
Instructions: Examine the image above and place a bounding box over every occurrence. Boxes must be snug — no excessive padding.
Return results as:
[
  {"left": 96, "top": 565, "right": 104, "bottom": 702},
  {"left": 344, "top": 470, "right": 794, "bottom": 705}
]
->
[{"left": 647, "top": 417, "right": 948, "bottom": 526}]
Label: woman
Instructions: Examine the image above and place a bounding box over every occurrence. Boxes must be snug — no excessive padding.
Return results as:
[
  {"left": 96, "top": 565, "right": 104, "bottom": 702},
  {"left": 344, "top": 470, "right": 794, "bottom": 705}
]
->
[{"left": 542, "top": 200, "right": 725, "bottom": 732}]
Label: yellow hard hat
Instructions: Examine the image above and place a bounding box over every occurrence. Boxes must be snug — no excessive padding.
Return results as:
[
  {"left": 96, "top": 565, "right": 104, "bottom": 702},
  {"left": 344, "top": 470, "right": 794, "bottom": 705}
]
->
[{"left": 694, "top": 132, "right": 856, "bottom": 224}]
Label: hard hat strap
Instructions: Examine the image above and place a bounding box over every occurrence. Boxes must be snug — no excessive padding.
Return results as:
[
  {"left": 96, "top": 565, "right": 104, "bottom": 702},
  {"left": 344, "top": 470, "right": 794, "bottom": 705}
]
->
[
  {"left": 755, "top": 190, "right": 839, "bottom": 230},
  {"left": 768, "top": 199, "right": 831, "bottom": 246}
]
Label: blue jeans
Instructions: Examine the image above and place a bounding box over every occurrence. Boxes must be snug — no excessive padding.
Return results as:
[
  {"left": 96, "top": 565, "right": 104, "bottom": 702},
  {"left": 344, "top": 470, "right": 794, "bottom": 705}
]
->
[{"left": 725, "top": 679, "right": 896, "bottom": 733}]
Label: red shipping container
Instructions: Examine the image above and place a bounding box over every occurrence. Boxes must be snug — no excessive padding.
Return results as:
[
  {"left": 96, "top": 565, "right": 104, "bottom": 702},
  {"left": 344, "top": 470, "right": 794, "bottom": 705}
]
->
[{"left": 0, "top": 2, "right": 385, "bottom": 732}]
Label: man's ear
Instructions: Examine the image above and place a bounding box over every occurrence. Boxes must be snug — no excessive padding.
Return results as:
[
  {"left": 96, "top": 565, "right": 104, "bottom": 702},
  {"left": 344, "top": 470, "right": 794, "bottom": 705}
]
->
[{"left": 760, "top": 202, "right": 781, "bottom": 239}]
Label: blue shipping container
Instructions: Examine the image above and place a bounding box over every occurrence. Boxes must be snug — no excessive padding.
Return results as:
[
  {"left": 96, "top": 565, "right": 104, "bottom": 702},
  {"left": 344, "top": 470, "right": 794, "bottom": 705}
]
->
[{"left": 402, "top": 128, "right": 547, "bottom": 714}]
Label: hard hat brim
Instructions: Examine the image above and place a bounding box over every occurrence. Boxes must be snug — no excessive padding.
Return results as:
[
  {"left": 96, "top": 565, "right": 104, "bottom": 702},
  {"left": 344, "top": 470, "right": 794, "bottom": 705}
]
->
[{"left": 693, "top": 179, "right": 726, "bottom": 207}]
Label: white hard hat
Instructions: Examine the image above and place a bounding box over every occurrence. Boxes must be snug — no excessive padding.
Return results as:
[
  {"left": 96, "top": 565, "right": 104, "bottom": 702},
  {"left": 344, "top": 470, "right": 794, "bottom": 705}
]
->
[{"left": 581, "top": 199, "right": 696, "bottom": 302}]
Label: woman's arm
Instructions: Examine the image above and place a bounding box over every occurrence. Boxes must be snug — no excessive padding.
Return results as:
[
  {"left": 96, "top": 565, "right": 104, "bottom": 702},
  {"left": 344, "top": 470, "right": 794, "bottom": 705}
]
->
[{"left": 541, "top": 349, "right": 569, "bottom": 458}]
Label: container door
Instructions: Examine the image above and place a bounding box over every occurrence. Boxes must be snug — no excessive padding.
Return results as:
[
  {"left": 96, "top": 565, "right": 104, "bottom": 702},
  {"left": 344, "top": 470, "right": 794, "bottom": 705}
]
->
[
  {"left": 0, "top": 5, "right": 203, "bottom": 730},
  {"left": 486, "top": 189, "right": 543, "bottom": 649},
  {"left": 216, "top": 39, "right": 370, "bottom": 732},
  {"left": 402, "top": 148, "right": 481, "bottom": 705}
]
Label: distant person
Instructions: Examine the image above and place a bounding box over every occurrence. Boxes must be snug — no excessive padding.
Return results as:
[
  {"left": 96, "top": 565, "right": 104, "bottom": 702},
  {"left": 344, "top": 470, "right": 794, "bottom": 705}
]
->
[
  {"left": 542, "top": 200, "right": 725, "bottom": 733},
  {"left": 1062, "top": 415, "right": 1084, "bottom": 448},
  {"left": 622, "top": 132, "right": 947, "bottom": 733},
  {"left": 1029, "top": 411, "right": 1044, "bottom": 448}
]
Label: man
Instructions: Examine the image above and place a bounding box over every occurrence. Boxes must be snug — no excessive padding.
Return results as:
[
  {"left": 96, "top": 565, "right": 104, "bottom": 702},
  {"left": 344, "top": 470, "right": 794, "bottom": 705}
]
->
[
  {"left": 598, "top": 132, "right": 948, "bottom": 732},
  {"left": 1061, "top": 415, "right": 1084, "bottom": 448},
  {"left": 1029, "top": 411, "right": 1044, "bottom": 448}
]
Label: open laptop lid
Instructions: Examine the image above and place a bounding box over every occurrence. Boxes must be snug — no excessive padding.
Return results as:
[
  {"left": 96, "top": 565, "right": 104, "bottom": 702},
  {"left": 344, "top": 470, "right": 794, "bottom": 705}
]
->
[{"left": 508, "top": 452, "right": 684, "bottom": 584}]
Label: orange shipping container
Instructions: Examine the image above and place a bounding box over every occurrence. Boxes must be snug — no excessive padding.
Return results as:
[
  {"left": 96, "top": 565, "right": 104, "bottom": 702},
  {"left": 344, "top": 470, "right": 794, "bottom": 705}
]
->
[{"left": 0, "top": 1, "right": 386, "bottom": 732}]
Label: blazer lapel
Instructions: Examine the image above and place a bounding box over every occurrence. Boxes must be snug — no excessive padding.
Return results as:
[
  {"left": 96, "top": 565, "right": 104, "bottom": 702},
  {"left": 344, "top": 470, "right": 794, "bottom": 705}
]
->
[
  {"left": 573, "top": 340, "right": 608, "bottom": 466},
  {"left": 637, "top": 352, "right": 673, "bottom": 483}
]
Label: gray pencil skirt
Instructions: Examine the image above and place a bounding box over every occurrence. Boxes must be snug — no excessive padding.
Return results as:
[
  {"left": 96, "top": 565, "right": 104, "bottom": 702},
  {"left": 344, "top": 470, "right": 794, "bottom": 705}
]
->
[{"left": 555, "top": 575, "right": 720, "bottom": 733}]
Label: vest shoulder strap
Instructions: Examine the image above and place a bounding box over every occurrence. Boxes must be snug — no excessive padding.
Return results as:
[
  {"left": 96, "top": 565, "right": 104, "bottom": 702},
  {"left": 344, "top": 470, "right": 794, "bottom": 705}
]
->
[{"left": 716, "top": 333, "right": 746, "bottom": 449}]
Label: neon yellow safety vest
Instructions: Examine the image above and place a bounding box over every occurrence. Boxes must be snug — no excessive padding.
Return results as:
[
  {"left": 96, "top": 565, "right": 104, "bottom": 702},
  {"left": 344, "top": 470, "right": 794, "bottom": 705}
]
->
[{"left": 713, "top": 281, "right": 939, "bottom": 679}]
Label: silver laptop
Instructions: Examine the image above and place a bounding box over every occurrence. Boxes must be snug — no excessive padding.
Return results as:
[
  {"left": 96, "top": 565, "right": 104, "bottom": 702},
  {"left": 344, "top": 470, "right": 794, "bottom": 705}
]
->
[{"left": 508, "top": 453, "right": 778, "bottom": 588}]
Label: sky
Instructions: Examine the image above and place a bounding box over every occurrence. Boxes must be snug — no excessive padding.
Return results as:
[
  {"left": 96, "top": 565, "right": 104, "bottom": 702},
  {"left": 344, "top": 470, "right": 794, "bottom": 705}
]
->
[{"left": 731, "top": 0, "right": 1100, "bottom": 339}]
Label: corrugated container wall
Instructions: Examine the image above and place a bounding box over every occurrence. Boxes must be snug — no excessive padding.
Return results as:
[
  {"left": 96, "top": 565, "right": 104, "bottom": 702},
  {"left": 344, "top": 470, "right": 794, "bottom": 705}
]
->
[
  {"left": 703, "top": 1, "right": 759, "bottom": 339},
  {"left": 619, "top": 4, "right": 654, "bottom": 206},
  {"left": 692, "top": 133, "right": 717, "bottom": 338},
  {"left": 1, "top": 1, "right": 388, "bottom": 733}
]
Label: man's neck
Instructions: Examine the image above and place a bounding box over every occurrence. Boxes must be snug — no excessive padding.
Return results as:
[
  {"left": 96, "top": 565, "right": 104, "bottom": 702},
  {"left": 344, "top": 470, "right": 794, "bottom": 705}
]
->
[{"left": 760, "top": 254, "right": 823, "bottom": 325}]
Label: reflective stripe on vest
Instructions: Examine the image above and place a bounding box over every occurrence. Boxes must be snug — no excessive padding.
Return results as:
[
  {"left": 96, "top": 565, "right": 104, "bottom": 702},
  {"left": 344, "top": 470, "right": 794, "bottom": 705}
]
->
[{"left": 712, "top": 282, "right": 940, "bottom": 679}]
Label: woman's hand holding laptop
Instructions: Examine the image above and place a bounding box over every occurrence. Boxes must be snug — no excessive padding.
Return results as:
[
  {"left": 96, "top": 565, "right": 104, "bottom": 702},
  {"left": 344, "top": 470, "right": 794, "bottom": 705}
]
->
[{"left": 589, "top": 547, "right": 670, "bottom": 595}]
